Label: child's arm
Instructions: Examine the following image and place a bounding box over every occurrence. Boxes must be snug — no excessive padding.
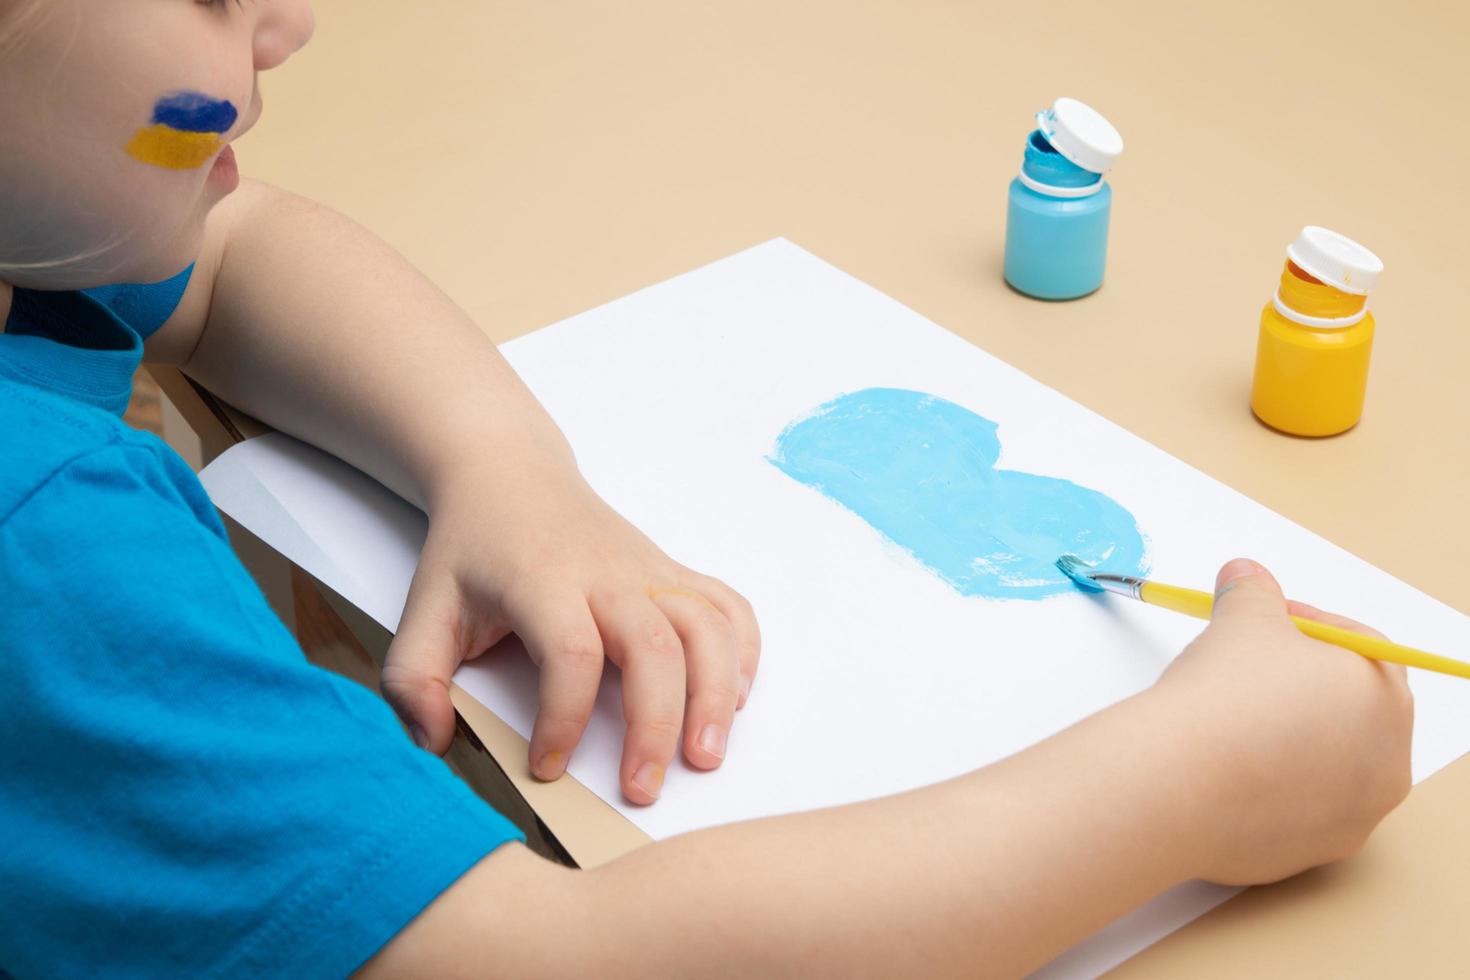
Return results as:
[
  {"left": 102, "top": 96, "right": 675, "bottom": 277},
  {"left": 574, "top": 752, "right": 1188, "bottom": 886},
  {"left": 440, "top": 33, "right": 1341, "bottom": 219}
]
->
[
  {"left": 361, "top": 562, "right": 1412, "bottom": 978},
  {"left": 149, "top": 179, "right": 759, "bottom": 804}
]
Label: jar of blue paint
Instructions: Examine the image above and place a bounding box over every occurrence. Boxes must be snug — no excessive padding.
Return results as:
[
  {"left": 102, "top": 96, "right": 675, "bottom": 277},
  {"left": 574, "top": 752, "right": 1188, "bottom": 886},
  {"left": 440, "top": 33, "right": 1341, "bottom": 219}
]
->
[{"left": 1003, "top": 97, "right": 1124, "bottom": 300}]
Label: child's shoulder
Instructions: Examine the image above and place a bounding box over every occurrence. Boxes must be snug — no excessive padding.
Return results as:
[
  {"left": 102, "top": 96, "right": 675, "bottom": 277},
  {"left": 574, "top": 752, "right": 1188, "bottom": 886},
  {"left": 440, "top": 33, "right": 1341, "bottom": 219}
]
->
[
  {"left": 0, "top": 378, "right": 127, "bottom": 522},
  {"left": 1, "top": 376, "right": 221, "bottom": 537}
]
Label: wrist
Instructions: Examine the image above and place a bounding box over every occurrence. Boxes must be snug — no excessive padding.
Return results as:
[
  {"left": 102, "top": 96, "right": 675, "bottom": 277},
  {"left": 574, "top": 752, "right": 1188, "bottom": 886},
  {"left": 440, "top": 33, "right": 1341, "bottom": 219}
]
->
[
  {"left": 1122, "top": 686, "right": 1234, "bottom": 883},
  {"left": 420, "top": 433, "right": 583, "bottom": 519},
  {"left": 937, "top": 690, "right": 1206, "bottom": 963}
]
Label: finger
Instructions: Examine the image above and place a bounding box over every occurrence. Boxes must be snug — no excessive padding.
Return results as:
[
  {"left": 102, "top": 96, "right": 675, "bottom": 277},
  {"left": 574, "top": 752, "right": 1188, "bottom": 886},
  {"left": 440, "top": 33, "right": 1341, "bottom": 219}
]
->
[
  {"left": 592, "top": 591, "right": 686, "bottom": 805},
  {"left": 651, "top": 589, "right": 740, "bottom": 770},
  {"left": 681, "top": 571, "right": 762, "bottom": 708},
  {"left": 1285, "top": 600, "right": 1407, "bottom": 683},
  {"left": 382, "top": 572, "right": 474, "bottom": 756},
  {"left": 504, "top": 587, "right": 606, "bottom": 782},
  {"left": 1209, "top": 558, "right": 1290, "bottom": 628}
]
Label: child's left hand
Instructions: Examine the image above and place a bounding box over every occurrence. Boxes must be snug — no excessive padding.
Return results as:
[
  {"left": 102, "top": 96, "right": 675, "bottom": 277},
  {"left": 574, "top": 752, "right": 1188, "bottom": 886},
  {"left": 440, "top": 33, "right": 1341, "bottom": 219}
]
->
[
  {"left": 166, "top": 180, "right": 760, "bottom": 807},
  {"left": 379, "top": 464, "right": 761, "bottom": 806}
]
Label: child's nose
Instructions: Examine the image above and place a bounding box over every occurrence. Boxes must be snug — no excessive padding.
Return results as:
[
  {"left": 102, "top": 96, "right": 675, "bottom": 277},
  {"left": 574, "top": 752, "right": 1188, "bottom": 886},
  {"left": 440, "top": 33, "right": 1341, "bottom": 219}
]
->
[{"left": 253, "top": 0, "right": 316, "bottom": 72}]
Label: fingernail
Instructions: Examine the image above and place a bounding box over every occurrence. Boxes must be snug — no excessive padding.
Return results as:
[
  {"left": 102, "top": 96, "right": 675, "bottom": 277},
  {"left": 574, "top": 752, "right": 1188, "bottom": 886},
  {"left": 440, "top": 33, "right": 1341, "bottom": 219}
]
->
[
  {"left": 1216, "top": 558, "right": 1263, "bottom": 595},
  {"left": 698, "top": 724, "right": 727, "bottom": 760},
  {"left": 409, "top": 724, "right": 429, "bottom": 750},
  {"left": 632, "top": 762, "right": 664, "bottom": 801},
  {"left": 533, "top": 751, "right": 565, "bottom": 781},
  {"left": 738, "top": 674, "right": 752, "bottom": 707}
]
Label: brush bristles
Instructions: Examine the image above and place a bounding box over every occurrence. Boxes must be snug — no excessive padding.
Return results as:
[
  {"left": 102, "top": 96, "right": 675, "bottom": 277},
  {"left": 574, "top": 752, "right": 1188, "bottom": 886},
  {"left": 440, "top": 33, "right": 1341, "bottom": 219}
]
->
[{"left": 1055, "top": 554, "right": 1103, "bottom": 591}]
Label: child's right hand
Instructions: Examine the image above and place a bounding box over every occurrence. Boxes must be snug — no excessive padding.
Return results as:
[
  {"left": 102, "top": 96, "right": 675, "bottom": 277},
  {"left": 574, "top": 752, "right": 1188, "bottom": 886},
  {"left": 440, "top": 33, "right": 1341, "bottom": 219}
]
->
[{"left": 1150, "top": 558, "right": 1414, "bottom": 886}]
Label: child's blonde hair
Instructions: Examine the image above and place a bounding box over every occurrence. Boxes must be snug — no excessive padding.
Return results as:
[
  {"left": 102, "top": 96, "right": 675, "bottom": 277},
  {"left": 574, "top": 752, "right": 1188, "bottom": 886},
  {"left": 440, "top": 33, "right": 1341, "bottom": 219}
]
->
[{"left": 1, "top": 0, "right": 132, "bottom": 282}]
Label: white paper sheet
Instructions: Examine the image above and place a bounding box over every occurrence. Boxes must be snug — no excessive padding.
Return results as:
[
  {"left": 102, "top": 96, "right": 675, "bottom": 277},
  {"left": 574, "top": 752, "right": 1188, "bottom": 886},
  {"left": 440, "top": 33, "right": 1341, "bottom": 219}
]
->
[{"left": 201, "top": 239, "right": 1470, "bottom": 978}]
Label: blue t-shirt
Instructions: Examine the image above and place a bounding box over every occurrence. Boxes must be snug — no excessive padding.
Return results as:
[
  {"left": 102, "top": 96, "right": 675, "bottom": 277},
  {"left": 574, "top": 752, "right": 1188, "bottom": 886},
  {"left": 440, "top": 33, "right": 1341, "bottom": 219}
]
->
[{"left": 0, "top": 268, "right": 523, "bottom": 977}]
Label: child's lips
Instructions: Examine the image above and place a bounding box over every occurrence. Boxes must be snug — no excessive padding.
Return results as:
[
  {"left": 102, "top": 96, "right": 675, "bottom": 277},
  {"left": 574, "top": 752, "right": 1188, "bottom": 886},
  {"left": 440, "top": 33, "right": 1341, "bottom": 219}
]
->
[{"left": 210, "top": 98, "right": 256, "bottom": 184}]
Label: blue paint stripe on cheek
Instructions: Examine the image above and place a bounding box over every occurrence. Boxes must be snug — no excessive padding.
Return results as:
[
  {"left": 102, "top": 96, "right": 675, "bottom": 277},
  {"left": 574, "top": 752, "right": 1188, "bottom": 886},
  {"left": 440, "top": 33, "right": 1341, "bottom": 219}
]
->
[
  {"left": 151, "top": 91, "right": 238, "bottom": 133},
  {"left": 768, "top": 387, "right": 1149, "bottom": 600}
]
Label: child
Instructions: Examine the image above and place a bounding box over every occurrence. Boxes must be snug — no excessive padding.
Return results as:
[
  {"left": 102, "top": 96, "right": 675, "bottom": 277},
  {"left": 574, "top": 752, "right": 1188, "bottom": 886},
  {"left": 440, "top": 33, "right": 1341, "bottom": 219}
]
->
[{"left": 0, "top": 2, "right": 1411, "bottom": 976}]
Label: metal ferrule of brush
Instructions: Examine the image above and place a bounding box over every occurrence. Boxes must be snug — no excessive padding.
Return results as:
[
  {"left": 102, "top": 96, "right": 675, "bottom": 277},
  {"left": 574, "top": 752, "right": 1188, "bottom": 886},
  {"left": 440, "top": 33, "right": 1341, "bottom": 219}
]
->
[{"left": 1079, "top": 573, "right": 1146, "bottom": 601}]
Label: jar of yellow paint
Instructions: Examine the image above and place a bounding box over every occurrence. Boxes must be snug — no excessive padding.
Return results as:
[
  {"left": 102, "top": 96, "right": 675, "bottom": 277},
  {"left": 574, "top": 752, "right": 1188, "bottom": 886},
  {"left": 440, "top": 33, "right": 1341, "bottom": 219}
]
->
[{"left": 1250, "top": 226, "right": 1384, "bottom": 436}]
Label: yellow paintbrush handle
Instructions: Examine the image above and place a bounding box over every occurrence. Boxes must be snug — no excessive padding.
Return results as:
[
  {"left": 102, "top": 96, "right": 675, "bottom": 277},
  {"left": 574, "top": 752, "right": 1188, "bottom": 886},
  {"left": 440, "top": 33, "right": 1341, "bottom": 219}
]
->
[
  {"left": 1139, "top": 581, "right": 1470, "bottom": 681},
  {"left": 1138, "top": 581, "right": 1215, "bottom": 620}
]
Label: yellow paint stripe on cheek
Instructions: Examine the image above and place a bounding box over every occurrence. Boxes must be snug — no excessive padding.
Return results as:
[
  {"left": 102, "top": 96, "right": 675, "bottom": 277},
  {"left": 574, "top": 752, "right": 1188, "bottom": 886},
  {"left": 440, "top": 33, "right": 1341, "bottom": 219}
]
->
[{"left": 125, "top": 124, "right": 222, "bottom": 170}]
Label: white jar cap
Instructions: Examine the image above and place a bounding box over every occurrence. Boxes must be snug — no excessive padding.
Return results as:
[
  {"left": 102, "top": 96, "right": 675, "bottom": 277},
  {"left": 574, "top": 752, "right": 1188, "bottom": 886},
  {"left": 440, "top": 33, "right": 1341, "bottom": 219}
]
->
[
  {"left": 1285, "top": 226, "right": 1384, "bottom": 295},
  {"left": 1035, "top": 97, "right": 1124, "bottom": 175}
]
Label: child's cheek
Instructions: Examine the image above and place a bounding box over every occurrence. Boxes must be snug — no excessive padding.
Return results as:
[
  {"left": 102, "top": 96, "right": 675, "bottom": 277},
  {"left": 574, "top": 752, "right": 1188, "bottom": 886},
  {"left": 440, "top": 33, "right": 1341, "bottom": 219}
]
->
[{"left": 125, "top": 91, "right": 238, "bottom": 171}]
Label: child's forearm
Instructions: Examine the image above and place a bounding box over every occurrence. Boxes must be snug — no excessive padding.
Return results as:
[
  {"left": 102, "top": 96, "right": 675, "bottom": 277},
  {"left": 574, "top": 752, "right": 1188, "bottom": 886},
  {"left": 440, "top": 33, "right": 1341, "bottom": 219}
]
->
[
  {"left": 365, "top": 689, "right": 1199, "bottom": 979},
  {"left": 177, "top": 179, "right": 573, "bottom": 513},
  {"left": 587, "top": 689, "right": 1197, "bottom": 977}
]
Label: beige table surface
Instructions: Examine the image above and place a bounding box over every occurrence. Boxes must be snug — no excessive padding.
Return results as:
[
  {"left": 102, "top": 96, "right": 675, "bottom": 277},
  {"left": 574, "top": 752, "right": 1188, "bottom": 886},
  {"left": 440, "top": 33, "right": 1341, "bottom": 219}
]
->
[{"left": 232, "top": 0, "right": 1470, "bottom": 973}]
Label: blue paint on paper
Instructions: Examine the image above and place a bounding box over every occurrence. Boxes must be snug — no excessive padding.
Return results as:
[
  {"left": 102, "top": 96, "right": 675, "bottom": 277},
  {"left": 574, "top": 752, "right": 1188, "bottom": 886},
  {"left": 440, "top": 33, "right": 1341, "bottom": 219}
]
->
[
  {"left": 768, "top": 388, "right": 1148, "bottom": 600},
  {"left": 151, "top": 91, "right": 238, "bottom": 133}
]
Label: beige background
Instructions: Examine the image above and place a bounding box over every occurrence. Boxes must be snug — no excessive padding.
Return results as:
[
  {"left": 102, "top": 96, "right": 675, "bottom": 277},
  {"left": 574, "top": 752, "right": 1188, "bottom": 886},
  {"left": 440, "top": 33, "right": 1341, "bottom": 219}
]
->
[{"left": 237, "top": 1, "right": 1470, "bottom": 974}]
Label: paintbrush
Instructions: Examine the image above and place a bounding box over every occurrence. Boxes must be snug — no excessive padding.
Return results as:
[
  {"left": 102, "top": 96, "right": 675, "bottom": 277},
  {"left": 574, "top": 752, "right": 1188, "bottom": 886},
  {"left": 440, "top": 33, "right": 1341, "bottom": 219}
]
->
[{"left": 1055, "top": 554, "right": 1470, "bottom": 681}]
